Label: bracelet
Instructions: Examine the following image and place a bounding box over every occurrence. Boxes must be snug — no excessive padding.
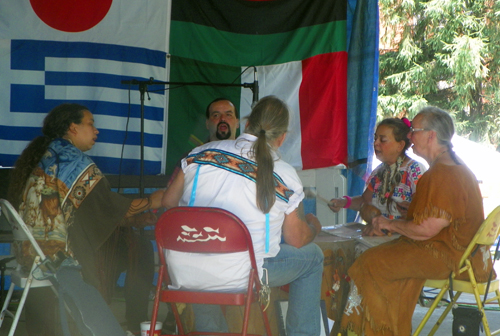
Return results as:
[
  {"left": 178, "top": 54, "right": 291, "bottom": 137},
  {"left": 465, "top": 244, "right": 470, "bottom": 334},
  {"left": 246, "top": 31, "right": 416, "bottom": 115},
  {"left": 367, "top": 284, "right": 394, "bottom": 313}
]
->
[{"left": 342, "top": 196, "right": 352, "bottom": 209}]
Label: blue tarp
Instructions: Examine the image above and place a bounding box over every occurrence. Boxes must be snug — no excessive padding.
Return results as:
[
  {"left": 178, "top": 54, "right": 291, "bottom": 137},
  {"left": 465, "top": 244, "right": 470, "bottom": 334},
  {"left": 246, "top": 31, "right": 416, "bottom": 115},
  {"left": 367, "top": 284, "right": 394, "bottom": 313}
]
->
[{"left": 346, "top": 0, "right": 379, "bottom": 221}]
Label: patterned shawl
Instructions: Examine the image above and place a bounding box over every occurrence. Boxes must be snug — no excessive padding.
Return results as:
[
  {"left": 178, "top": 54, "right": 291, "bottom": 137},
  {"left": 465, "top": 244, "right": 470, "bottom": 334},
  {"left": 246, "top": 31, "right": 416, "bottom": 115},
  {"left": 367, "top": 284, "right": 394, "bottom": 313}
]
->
[{"left": 16, "top": 138, "right": 103, "bottom": 264}]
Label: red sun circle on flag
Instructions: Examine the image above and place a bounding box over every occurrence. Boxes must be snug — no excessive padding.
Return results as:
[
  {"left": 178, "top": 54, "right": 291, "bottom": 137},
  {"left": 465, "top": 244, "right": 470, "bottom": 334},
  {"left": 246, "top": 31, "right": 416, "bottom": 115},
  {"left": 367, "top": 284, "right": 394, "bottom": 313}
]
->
[{"left": 30, "top": 0, "right": 113, "bottom": 33}]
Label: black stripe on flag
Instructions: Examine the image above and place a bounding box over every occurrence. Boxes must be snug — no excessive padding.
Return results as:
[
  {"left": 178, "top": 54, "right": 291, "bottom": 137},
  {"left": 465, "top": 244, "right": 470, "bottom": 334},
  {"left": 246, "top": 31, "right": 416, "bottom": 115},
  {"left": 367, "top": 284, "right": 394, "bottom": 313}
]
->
[{"left": 172, "top": 0, "right": 346, "bottom": 35}]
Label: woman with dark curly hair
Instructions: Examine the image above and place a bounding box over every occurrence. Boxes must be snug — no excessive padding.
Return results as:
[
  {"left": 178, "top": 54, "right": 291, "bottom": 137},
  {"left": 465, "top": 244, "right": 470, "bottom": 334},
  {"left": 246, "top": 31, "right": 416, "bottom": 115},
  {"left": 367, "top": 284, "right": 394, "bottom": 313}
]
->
[{"left": 8, "top": 103, "right": 164, "bottom": 335}]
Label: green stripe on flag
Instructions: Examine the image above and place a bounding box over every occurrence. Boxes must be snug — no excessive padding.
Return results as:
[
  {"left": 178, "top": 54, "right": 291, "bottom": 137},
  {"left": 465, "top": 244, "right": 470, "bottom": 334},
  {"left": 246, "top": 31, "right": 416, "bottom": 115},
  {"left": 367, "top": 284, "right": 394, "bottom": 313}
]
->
[
  {"left": 170, "top": 20, "right": 347, "bottom": 66},
  {"left": 166, "top": 56, "right": 243, "bottom": 176}
]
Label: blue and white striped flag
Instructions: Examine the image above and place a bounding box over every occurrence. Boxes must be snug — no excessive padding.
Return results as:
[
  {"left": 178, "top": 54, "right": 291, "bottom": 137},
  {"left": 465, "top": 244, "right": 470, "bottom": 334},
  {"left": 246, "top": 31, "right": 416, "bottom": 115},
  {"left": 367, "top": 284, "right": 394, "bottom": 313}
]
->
[{"left": 0, "top": 0, "right": 169, "bottom": 175}]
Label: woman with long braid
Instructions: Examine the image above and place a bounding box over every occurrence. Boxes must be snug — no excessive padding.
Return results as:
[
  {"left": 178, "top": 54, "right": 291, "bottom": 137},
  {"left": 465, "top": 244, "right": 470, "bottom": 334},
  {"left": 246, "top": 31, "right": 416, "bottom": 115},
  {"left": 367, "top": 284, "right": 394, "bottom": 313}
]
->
[{"left": 162, "top": 96, "right": 324, "bottom": 336}]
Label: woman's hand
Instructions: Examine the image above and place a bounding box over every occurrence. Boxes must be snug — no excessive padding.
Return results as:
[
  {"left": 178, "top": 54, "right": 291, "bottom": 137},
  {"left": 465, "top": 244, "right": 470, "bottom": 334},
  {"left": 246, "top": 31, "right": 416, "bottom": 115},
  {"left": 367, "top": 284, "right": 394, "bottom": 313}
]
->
[
  {"left": 127, "top": 188, "right": 166, "bottom": 217},
  {"left": 395, "top": 201, "right": 410, "bottom": 218},
  {"left": 366, "top": 215, "right": 392, "bottom": 236},
  {"left": 328, "top": 198, "right": 346, "bottom": 213},
  {"left": 122, "top": 211, "right": 158, "bottom": 228},
  {"left": 360, "top": 203, "right": 382, "bottom": 225},
  {"left": 133, "top": 212, "right": 158, "bottom": 228},
  {"left": 362, "top": 224, "right": 375, "bottom": 236},
  {"left": 328, "top": 195, "right": 366, "bottom": 212}
]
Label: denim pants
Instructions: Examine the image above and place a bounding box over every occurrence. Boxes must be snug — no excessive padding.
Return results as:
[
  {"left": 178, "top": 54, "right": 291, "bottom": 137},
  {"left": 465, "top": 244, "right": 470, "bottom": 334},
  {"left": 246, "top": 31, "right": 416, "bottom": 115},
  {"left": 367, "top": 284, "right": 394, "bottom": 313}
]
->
[{"left": 193, "top": 242, "right": 324, "bottom": 336}]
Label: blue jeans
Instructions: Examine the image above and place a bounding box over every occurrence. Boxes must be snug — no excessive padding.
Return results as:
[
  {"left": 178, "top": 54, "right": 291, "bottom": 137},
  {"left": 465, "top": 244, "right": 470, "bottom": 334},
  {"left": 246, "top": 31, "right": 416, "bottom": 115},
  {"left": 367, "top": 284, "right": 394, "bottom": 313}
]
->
[{"left": 193, "top": 242, "right": 324, "bottom": 336}]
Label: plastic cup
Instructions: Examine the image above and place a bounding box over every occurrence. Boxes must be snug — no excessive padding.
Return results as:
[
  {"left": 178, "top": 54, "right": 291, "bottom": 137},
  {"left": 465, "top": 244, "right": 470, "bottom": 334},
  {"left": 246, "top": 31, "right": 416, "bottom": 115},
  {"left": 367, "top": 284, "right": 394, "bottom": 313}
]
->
[{"left": 140, "top": 321, "right": 162, "bottom": 336}]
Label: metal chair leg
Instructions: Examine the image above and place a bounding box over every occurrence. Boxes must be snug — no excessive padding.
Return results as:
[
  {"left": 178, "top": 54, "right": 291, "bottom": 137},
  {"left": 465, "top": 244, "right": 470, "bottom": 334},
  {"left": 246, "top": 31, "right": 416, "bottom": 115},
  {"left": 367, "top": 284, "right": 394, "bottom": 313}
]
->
[
  {"left": 413, "top": 284, "right": 449, "bottom": 336},
  {"left": 6, "top": 256, "right": 39, "bottom": 336},
  {"left": 0, "top": 282, "right": 15, "bottom": 328}
]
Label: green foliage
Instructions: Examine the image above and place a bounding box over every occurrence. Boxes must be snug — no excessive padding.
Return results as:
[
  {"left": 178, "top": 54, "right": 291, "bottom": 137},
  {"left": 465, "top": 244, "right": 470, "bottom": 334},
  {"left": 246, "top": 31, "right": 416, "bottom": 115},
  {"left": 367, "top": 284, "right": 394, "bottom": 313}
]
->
[{"left": 378, "top": 0, "right": 500, "bottom": 145}]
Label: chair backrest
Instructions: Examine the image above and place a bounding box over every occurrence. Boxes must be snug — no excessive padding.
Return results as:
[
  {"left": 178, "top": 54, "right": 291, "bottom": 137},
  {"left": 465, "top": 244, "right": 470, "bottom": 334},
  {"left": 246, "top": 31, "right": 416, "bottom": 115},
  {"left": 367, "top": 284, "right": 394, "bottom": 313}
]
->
[
  {"left": 475, "top": 206, "right": 500, "bottom": 246},
  {"left": 0, "top": 198, "right": 46, "bottom": 259},
  {"left": 156, "top": 206, "right": 254, "bottom": 253},
  {"left": 155, "top": 206, "right": 259, "bottom": 288},
  {"left": 459, "top": 205, "right": 500, "bottom": 267}
]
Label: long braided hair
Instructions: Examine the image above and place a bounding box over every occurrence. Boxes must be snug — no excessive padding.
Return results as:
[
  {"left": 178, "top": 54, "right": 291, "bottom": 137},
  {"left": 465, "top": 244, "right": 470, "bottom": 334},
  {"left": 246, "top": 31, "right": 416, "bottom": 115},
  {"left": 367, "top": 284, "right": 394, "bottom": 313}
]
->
[
  {"left": 375, "top": 118, "right": 411, "bottom": 214},
  {"left": 8, "top": 103, "right": 88, "bottom": 209},
  {"left": 244, "top": 96, "right": 289, "bottom": 214}
]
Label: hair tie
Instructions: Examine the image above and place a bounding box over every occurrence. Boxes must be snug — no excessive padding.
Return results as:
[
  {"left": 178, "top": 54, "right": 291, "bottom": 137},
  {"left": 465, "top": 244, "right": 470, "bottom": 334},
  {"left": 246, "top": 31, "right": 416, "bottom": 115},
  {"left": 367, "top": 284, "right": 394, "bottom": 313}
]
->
[
  {"left": 401, "top": 117, "right": 411, "bottom": 128},
  {"left": 259, "top": 129, "right": 266, "bottom": 135}
]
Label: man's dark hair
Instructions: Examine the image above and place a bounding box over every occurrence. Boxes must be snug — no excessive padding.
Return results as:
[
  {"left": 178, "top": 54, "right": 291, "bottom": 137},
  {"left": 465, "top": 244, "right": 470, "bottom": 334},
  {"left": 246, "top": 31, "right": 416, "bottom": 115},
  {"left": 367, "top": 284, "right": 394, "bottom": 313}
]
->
[{"left": 205, "top": 98, "right": 238, "bottom": 119}]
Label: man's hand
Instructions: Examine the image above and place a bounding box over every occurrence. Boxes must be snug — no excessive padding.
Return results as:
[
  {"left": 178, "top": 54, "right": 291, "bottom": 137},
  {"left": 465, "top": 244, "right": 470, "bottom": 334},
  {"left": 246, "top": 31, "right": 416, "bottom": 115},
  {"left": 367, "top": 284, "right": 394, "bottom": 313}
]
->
[
  {"left": 306, "top": 213, "right": 322, "bottom": 236},
  {"left": 282, "top": 203, "right": 322, "bottom": 248}
]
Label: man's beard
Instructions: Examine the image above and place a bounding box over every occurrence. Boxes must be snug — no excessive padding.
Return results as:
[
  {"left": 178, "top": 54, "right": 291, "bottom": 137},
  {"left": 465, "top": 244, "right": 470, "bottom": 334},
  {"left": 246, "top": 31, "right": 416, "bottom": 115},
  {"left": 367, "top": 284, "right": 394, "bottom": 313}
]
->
[{"left": 215, "top": 121, "right": 232, "bottom": 140}]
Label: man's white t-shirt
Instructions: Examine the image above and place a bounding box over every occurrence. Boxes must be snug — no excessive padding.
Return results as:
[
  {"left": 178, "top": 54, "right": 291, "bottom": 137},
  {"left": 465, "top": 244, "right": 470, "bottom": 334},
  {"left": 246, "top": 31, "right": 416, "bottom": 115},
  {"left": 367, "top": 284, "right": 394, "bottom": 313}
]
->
[{"left": 166, "top": 133, "right": 304, "bottom": 291}]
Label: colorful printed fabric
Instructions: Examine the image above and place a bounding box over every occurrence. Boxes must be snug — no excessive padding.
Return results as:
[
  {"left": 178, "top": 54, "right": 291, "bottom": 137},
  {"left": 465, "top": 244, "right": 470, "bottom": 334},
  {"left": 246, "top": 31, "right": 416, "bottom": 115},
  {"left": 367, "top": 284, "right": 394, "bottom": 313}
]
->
[
  {"left": 366, "top": 159, "right": 426, "bottom": 219},
  {"left": 16, "top": 138, "right": 103, "bottom": 263}
]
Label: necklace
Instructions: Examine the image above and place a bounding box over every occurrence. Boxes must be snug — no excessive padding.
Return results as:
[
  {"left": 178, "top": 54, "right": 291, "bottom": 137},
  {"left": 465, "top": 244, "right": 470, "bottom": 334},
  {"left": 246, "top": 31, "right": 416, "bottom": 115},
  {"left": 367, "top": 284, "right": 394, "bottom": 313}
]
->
[
  {"left": 431, "top": 150, "right": 448, "bottom": 166},
  {"left": 377, "top": 155, "right": 405, "bottom": 205}
]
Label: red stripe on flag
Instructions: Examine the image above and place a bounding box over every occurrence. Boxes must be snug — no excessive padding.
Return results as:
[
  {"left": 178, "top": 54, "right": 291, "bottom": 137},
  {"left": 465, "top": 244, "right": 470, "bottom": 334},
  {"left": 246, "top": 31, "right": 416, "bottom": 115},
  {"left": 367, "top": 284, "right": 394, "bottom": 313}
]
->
[{"left": 299, "top": 52, "right": 348, "bottom": 169}]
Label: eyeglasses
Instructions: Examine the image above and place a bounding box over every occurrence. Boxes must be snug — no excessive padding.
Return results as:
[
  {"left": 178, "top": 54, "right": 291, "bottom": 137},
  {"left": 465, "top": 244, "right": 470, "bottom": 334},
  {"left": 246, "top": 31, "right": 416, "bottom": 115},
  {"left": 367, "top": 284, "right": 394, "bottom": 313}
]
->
[{"left": 409, "top": 127, "right": 429, "bottom": 133}]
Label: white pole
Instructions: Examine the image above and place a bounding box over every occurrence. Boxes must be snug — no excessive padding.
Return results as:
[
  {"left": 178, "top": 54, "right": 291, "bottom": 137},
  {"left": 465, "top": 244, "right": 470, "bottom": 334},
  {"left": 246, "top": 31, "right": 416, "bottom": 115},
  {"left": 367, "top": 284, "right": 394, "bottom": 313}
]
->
[{"left": 161, "top": 0, "right": 173, "bottom": 174}]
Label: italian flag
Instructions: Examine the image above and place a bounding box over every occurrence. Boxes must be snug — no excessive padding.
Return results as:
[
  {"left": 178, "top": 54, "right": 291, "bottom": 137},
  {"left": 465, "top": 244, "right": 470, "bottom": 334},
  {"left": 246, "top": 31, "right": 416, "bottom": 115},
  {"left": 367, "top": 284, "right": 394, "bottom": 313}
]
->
[{"left": 166, "top": 0, "right": 347, "bottom": 174}]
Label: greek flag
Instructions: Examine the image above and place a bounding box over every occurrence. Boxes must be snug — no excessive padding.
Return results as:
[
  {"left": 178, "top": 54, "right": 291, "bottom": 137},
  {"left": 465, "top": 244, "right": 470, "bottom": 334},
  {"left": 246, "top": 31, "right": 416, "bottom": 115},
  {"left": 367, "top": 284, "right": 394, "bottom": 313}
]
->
[{"left": 0, "top": 1, "right": 169, "bottom": 175}]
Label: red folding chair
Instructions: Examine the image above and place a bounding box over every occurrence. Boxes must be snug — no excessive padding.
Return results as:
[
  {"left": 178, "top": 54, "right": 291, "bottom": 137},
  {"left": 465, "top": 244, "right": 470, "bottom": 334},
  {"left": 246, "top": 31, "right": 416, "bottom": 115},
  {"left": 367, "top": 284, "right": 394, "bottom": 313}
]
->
[{"left": 150, "top": 206, "right": 272, "bottom": 336}]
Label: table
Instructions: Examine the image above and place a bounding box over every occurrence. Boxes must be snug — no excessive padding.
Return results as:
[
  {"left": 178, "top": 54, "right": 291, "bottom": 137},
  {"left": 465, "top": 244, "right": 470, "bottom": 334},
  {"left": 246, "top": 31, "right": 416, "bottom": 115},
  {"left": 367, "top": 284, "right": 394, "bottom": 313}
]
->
[
  {"left": 317, "top": 223, "right": 401, "bottom": 335},
  {"left": 314, "top": 230, "right": 356, "bottom": 336}
]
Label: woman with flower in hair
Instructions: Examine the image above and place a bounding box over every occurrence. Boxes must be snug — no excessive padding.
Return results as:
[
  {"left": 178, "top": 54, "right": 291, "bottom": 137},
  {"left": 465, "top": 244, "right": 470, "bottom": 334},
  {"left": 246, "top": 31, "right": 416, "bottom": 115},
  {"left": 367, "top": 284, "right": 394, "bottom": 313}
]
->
[
  {"left": 338, "top": 107, "right": 494, "bottom": 336},
  {"left": 329, "top": 118, "right": 427, "bottom": 227}
]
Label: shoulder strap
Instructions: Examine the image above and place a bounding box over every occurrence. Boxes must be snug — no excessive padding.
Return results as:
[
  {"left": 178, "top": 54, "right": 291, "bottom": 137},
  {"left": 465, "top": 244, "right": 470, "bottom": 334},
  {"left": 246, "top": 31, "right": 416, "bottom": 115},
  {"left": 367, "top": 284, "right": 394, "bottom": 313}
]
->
[{"left": 188, "top": 165, "right": 201, "bottom": 206}]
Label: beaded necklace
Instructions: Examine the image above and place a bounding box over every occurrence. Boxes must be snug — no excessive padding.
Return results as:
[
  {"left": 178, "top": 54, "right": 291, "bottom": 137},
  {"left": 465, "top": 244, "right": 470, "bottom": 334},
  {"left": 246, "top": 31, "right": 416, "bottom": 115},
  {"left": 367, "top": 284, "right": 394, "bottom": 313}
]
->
[{"left": 376, "top": 155, "right": 405, "bottom": 206}]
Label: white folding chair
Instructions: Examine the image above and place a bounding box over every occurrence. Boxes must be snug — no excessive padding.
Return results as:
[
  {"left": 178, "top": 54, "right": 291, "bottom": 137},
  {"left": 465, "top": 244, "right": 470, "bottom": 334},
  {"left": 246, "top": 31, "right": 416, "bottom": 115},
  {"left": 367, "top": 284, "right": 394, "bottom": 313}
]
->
[{"left": 0, "top": 199, "right": 53, "bottom": 336}]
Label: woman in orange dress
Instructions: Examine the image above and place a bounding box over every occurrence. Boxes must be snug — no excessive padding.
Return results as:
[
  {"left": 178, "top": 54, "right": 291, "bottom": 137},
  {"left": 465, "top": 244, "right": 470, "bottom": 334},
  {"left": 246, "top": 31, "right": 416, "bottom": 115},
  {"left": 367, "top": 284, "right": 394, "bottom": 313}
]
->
[{"left": 340, "top": 107, "right": 493, "bottom": 336}]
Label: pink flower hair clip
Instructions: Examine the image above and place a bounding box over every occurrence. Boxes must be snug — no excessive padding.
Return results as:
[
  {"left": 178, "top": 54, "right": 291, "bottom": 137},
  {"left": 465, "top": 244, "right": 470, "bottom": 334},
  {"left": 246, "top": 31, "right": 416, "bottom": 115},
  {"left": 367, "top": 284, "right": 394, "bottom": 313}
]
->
[{"left": 401, "top": 117, "right": 411, "bottom": 128}]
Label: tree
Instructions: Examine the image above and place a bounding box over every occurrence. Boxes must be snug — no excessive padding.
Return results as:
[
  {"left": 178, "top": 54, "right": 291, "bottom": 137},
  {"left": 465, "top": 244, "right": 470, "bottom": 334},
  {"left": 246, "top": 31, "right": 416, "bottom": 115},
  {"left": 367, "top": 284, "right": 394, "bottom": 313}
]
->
[{"left": 378, "top": 0, "right": 500, "bottom": 146}]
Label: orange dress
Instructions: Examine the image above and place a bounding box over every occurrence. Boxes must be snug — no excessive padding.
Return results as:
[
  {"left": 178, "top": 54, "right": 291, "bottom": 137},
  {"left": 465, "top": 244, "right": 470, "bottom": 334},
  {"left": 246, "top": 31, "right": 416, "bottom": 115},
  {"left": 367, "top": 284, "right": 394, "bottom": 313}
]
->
[{"left": 340, "top": 163, "right": 493, "bottom": 336}]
